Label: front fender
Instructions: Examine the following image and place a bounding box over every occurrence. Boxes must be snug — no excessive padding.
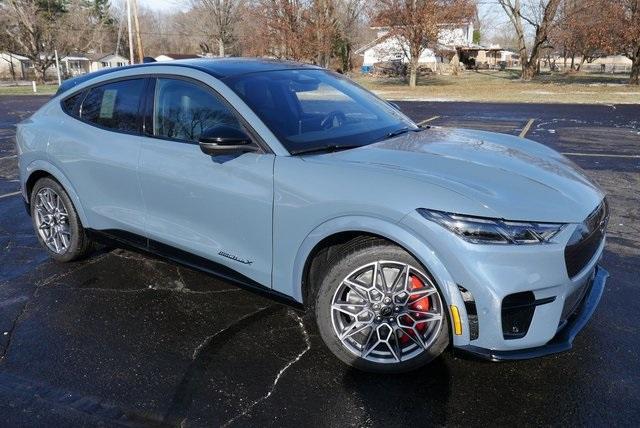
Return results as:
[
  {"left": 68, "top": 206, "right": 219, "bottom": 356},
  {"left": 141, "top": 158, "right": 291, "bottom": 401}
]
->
[
  {"left": 23, "top": 160, "right": 89, "bottom": 227},
  {"left": 290, "top": 215, "right": 471, "bottom": 346}
]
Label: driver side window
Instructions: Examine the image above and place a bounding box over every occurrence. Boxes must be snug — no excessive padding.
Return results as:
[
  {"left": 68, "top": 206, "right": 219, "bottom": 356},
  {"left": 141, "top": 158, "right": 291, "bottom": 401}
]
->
[{"left": 153, "top": 78, "right": 241, "bottom": 143}]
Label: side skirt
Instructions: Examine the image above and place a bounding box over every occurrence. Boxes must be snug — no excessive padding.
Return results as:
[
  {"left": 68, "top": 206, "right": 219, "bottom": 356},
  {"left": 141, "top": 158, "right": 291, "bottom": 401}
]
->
[{"left": 85, "top": 228, "right": 304, "bottom": 310}]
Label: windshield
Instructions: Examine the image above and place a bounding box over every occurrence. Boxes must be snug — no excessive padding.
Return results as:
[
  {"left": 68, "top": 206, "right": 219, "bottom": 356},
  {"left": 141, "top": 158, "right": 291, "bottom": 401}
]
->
[{"left": 223, "top": 69, "right": 418, "bottom": 154}]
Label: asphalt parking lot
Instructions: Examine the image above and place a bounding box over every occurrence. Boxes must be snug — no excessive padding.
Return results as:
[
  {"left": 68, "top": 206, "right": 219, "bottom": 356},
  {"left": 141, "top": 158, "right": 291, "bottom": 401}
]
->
[{"left": 1, "top": 95, "right": 639, "bottom": 427}]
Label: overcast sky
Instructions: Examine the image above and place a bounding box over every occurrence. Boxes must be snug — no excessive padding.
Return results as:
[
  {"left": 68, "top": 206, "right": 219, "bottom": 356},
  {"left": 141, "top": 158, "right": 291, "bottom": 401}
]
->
[{"left": 138, "top": 0, "right": 187, "bottom": 12}]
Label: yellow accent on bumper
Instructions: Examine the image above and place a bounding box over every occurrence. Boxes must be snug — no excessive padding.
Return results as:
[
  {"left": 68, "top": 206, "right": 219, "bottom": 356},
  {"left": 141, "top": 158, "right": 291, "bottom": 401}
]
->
[{"left": 450, "top": 305, "right": 463, "bottom": 335}]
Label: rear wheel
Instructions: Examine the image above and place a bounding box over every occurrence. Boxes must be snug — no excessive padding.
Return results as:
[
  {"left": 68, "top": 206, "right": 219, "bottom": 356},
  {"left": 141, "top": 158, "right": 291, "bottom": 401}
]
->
[
  {"left": 314, "top": 238, "right": 449, "bottom": 373},
  {"left": 30, "top": 177, "right": 94, "bottom": 262}
]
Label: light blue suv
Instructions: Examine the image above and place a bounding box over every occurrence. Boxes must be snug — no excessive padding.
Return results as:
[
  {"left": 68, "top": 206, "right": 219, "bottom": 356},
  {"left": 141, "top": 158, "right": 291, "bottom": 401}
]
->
[{"left": 17, "top": 59, "right": 609, "bottom": 373}]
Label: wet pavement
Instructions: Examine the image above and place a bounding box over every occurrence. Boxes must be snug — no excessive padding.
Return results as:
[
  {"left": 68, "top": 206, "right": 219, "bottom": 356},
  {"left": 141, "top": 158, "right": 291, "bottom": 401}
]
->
[{"left": 1, "top": 96, "right": 639, "bottom": 427}]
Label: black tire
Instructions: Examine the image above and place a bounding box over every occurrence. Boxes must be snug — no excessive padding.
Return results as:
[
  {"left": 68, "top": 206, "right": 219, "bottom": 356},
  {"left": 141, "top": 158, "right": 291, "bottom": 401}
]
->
[
  {"left": 30, "top": 177, "right": 94, "bottom": 262},
  {"left": 314, "top": 237, "right": 450, "bottom": 373}
]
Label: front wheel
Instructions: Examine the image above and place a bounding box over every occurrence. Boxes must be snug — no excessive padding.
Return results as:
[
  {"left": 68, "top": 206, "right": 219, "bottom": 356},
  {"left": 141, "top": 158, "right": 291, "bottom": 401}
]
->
[{"left": 314, "top": 238, "right": 450, "bottom": 373}]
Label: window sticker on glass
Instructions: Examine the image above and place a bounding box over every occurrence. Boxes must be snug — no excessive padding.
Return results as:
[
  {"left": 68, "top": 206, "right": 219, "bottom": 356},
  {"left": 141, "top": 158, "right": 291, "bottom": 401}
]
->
[{"left": 99, "top": 89, "right": 117, "bottom": 119}]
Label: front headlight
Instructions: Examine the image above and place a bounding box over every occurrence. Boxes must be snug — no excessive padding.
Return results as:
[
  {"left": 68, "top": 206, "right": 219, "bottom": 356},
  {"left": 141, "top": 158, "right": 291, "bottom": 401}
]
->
[{"left": 417, "top": 209, "right": 565, "bottom": 245}]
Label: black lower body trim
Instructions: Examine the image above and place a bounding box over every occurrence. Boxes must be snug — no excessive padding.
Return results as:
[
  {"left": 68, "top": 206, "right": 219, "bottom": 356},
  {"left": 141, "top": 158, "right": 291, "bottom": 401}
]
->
[
  {"left": 86, "top": 228, "right": 303, "bottom": 309},
  {"left": 457, "top": 266, "right": 608, "bottom": 362}
]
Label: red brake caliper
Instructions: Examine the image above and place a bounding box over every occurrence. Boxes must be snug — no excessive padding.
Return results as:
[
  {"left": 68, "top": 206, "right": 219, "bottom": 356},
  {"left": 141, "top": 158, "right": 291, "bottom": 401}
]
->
[{"left": 399, "top": 275, "right": 431, "bottom": 344}]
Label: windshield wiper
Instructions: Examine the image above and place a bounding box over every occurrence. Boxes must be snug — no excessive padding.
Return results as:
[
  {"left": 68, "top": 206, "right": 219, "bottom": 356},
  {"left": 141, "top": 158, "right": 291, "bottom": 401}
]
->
[
  {"left": 290, "top": 144, "right": 362, "bottom": 156},
  {"left": 385, "top": 127, "right": 423, "bottom": 139},
  {"left": 291, "top": 126, "right": 424, "bottom": 155}
]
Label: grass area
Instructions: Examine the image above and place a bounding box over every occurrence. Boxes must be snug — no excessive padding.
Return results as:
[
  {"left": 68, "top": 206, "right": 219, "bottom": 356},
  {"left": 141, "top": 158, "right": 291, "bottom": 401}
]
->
[
  {"left": 354, "top": 70, "right": 640, "bottom": 104},
  {"left": 0, "top": 84, "right": 58, "bottom": 96},
  {"left": 1, "top": 71, "right": 638, "bottom": 103}
]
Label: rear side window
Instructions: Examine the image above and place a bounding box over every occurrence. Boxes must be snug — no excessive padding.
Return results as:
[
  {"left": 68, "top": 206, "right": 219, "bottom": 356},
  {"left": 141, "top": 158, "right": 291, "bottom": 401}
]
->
[
  {"left": 61, "top": 91, "right": 84, "bottom": 117},
  {"left": 81, "top": 79, "right": 145, "bottom": 133},
  {"left": 153, "top": 78, "right": 240, "bottom": 143}
]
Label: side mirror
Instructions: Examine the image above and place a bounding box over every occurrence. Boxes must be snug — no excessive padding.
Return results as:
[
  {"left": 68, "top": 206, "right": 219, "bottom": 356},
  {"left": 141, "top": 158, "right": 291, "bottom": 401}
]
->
[{"left": 198, "top": 125, "right": 258, "bottom": 155}]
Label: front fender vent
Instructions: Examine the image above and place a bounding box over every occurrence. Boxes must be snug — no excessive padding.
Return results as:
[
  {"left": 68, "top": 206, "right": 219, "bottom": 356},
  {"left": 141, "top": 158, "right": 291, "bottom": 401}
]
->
[{"left": 458, "top": 285, "right": 478, "bottom": 340}]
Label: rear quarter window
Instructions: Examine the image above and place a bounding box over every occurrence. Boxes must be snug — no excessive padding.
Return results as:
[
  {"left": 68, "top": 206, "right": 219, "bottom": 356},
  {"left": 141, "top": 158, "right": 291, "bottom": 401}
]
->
[
  {"left": 61, "top": 91, "right": 85, "bottom": 117},
  {"left": 80, "top": 79, "right": 146, "bottom": 133}
]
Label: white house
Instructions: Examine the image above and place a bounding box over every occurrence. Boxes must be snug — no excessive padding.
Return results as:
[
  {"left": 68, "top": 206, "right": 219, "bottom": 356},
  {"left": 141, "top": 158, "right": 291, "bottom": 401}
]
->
[
  {"left": 357, "top": 23, "right": 474, "bottom": 68},
  {"left": 584, "top": 55, "right": 632, "bottom": 73},
  {"left": 1, "top": 53, "right": 89, "bottom": 80},
  {"left": 1, "top": 52, "right": 131, "bottom": 81},
  {"left": 0, "top": 52, "right": 29, "bottom": 80},
  {"left": 89, "top": 53, "right": 130, "bottom": 72},
  {"left": 60, "top": 55, "right": 91, "bottom": 77},
  {"left": 458, "top": 45, "right": 520, "bottom": 68}
]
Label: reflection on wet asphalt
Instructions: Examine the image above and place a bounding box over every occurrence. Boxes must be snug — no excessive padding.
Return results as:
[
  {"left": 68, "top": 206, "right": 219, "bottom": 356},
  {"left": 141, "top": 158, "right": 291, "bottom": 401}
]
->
[{"left": 0, "top": 97, "right": 639, "bottom": 426}]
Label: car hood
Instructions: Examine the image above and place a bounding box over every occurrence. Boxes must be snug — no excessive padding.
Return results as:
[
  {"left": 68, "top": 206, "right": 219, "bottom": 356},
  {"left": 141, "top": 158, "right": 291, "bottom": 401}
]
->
[{"left": 310, "top": 127, "right": 604, "bottom": 223}]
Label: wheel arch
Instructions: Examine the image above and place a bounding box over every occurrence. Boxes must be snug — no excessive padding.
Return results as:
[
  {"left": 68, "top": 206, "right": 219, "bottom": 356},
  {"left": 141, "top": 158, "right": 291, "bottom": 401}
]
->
[
  {"left": 294, "top": 216, "right": 465, "bottom": 318},
  {"left": 24, "top": 161, "right": 89, "bottom": 226}
]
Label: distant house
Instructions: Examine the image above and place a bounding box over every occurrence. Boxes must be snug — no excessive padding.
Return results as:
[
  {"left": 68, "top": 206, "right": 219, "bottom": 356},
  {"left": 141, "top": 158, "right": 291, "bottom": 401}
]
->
[
  {"left": 458, "top": 45, "right": 520, "bottom": 68},
  {"left": 553, "top": 54, "right": 633, "bottom": 73},
  {"left": 1, "top": 53, "right": 89, "bottom": 80},
  {"left": 356, "top": 23, "right": 474, "bottom": 70},
  {"left": 155, "top": 53, "right": 203, "bottom": 62},
  {"left": 498, "top": 50, "right": 520, "bottom": 66},
  {"left": 1, "top": 52, "right": 130, "bottom": 81},
  {"left": 0, "top": 52, "right": 29, "bottom": 80},
  {"left": 89, "top": 53, "right": 130, "bottom": 72},
  {"left": 60, "top": 54, "right": 91, "bottom": 77}
]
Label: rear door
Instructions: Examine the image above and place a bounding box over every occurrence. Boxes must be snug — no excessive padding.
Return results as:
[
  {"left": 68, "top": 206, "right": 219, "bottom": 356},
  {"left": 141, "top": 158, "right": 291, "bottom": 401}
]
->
[
  {"left": 51, "top": 78, "right": 148, "bottom": 238},
  {"left": 137, "top": 76, "right": 275, "bottom": 287}
]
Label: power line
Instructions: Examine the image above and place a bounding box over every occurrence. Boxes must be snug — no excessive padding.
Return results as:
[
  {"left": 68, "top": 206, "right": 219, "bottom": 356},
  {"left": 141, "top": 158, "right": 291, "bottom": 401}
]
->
[{"left": 31, "top": 22, "right": 213, "bottom": 39}]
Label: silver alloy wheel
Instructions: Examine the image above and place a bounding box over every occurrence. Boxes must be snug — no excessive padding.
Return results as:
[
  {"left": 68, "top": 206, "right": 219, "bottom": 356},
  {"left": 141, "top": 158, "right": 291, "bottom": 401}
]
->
[
  {"left": 34, "top": 187, "right": 71, "bottom": 254},
  {"left": 331, "top": 261, "right": 444, "bottom": 364}
]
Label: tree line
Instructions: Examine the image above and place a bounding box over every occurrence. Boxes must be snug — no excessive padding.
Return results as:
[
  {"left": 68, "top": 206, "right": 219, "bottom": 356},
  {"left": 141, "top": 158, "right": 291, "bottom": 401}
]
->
[
  {"left": 498, "top": 0, "right": 639, "bottom": 84},
  {"left": 1, "top": 0, "right": 639, "bottom": 85}
]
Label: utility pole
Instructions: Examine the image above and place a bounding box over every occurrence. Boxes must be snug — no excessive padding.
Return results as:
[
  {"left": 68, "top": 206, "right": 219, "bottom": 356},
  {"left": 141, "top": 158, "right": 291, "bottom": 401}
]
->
[
  {"left": 126, "top": 0, "right": 134, "bottom": 64},
  {"left": 54, "top": 49, "right": 62, "bottom": 86},
  {"left": 132, "top": 0, "right": 144, "bottom": 63}
]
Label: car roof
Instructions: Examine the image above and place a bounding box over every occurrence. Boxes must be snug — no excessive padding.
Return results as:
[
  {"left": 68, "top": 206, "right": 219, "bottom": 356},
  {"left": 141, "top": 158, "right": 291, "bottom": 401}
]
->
[
  {"left": 170, "top": 57, "right": 322, "bottom": 78},
  {"left": 56, "top": 58, "right": 322, "bottom": 96}
]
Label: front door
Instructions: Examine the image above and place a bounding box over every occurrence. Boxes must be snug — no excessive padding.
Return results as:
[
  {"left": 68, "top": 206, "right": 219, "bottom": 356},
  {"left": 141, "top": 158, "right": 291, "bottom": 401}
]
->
[{"left": 137, "top": 77, "right": 275, "bottom": 287}]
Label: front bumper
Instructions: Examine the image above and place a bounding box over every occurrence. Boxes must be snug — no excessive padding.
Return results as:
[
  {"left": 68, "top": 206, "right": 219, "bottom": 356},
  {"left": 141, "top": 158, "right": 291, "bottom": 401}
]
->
[
  {"left": 457, "top": 265, "right": 608, "bottom": 361},
  {"left": 400, "top": 208, "right": 607, "bottom": 354}
]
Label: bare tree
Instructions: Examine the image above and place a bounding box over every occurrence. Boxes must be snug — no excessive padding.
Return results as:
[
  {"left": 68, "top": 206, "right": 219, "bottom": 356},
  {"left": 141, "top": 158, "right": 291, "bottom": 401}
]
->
[
  {"left": 249, "top": 0, "right": 310, "bottom": 60},
  {"left": 497, "top": 0, "right": 562, "bottom": 80},
  {"left": 245, "top": 0, "right": 366, "bottom": 69},
  {"left": 549, "top": 0, "right": 618, "bottom": 72},
  {"left": 307, "top": 0, "right": 340, "bottom": 67},
  {"left": 136, "top": 8, "right": 199, "bottom": 56},
  {"left": 1, "top": 0, "right": 110, "bottom": 82},
  {"left": 335, "top": 0, "right": 367, "bottom": 71},
  {"left": 487, "top": 22, "right": 521, "bottom": 51},
  {"left": 611, "top": 0, "right": 640, "bottom": 84},
  {"left": 373, "top": 0, "right": 474, "bottom": 88},
  {"left": 191, "top": 0, "right": 245, "bottom": 57}
]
